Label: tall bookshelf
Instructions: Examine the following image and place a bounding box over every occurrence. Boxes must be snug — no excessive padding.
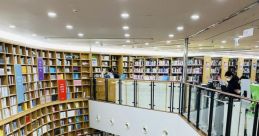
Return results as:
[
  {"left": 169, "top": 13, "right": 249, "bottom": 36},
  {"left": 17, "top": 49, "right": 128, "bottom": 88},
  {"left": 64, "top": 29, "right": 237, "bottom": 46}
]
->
[
  {"left": 210, "top": 57, "right": 222, "bottom": 89},
  {"left": 157, "top": 57, "right": 170, "bottom": 80},
  {"left": 243, "top": 59, "right": 252, "bottom": 78},
  {"left": 121, "top": 56, "right": 134, "bottom": 79},
  {"left": 0, "top": 99, "right": 90, "bottom": 136},
  {"left": 0, "top": 42, "right": 92, "bottom": 136},
  {"left": 187, "top": 57, "right": 203, "bottom": 83},
  {"left": 228, "top": 58, "right": 238, "bottom": 75},
  {"left": 144, "top": 57, "right": 157, "bottom": 80},
  {"left": 170, "top": 57, "right": 183, "bottom": 81},
  {"left": 133, "top": 57, "right": 144, "bottom": 80}
]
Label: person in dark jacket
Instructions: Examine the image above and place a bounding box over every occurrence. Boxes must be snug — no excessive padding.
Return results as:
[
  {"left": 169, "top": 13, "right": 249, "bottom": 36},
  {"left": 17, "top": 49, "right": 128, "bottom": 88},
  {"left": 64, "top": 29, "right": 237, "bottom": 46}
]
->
[{"left": 225, "top": 71, "right": 241, "bottom": 95}]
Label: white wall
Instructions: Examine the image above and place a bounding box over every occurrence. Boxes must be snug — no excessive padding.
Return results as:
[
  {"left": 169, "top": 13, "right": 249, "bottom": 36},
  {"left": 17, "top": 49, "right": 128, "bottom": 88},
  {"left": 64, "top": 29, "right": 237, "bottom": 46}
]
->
[{"left": 89, "top": 100, "right": 200, "bottom": 136}]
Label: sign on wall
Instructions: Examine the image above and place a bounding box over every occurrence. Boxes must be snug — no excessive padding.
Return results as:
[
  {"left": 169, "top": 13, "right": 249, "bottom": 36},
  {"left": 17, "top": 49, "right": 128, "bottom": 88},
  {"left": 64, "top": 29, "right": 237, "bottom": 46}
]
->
[
  {"left": 58, "top": 80, "right": 67, "bottom": 101},
  {"left": 14, "top": 64, "right": 25, "bottom": 104},
  {"left": 38, "top": 57, "right": 44, "bottom": 81}
]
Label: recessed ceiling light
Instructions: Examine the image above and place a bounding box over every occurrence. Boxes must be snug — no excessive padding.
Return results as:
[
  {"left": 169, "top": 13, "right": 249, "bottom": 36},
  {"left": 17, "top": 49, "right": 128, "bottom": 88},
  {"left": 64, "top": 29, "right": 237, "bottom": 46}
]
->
[
  {"left": 95, "top": 41, "right": 100, "bottom": 44},
  {"left": 121, "top": 13, "right": 130, "bottom": 19},
  {"left": 220, "top": 46, "right": 224, "bottom": 48},
  {"left": 32, "top": 34, "right": 37, "bottom": 37},
  {"left": 221, "top": 40, "right": 227, "bottom": 44},
  {"left": 122, "top": 26, "right": 129, "bottom": 30},
  {"left": 198, "top": 44, "right": 202, "bottom": 46},
  {"left": 145, "top": 43, "right": 149, "bottom": 45},
  {"left": 48, "top": 12, "right": 57, "bottom": 18},
  {"left": 166, "top": 40, "right": 171, "bottom": 44},
  {"left": 177, "top": 26, "right": 184, "bottom": 31},
  {"left": 238, "top": 35, "right": 244, "bottom": 38},
  {"left": 78, "top": 33, "right": 84, "bottom": 37},
  {"left": 191, "top": 14, "right": 200, "bottom": 20},
  {"left": 9, "top": 25, "right": 16, "bottom": 29},
  {"left": 199, "top": 47, "right": 203, "bottom": 49},
  {"left": 122, "top": 45, "right": 126, "bottom": 47},
  {"left": 72, "top": 9, "right": 79, "bottom": 13},
  {"left": 66, "top": 25, "right": 73, "bottom": 30},
  {"left": 256, "top": 45, "right": 259, "bottom": 48},
  {"left": 126, "top": 40, "right": 131, "bottom": 43},
  {"left": 124, "top": 33, "right": 130, "bottom": 38},
  {"left": 168, "top": 34, "right": 174, "bottom": 38},
  {"left": 177, "top": 45, "right": 180, "bottom": 48}
]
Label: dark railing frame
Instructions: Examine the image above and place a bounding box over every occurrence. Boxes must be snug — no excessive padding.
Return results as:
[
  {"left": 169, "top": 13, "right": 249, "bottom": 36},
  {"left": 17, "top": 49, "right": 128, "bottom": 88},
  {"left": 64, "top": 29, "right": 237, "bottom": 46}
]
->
[{"left": 91, "top": 78, "right": 259, "bottom": 136}]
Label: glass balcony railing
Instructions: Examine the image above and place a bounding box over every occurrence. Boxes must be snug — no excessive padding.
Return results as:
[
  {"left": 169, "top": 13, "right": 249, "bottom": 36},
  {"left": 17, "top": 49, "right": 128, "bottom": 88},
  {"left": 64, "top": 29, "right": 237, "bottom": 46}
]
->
[{"left": 91, "top": 78, "right": 259, "bottom": 136}]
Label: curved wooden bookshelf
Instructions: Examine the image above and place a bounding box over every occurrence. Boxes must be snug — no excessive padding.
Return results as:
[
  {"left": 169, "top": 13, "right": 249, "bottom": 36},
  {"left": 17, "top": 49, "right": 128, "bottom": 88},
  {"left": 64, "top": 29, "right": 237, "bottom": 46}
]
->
[{"left": 0, "top": 99, "right": 90, "bottom": 136}]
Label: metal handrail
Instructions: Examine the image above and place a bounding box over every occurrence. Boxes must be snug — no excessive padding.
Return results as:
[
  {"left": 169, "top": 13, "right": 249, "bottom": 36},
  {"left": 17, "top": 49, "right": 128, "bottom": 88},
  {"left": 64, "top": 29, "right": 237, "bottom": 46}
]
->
[{"left": 98, "top": 78, "right": 258, "bottom": 103}]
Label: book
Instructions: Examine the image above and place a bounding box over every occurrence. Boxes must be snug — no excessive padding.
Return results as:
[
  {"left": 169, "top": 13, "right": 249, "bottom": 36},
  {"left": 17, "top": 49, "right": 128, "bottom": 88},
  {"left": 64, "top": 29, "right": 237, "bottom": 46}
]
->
[
  {"left": 60, "top": 112, "right": 66, "bottom": 119},
  {"left": 73, "top": 80, "right": 82, "bottom": 86},
  {"left": 26, "top": 115, "right": 30, "bottom": 124},
  {"left": 2, "top": 108, "right": 10, "bottom": 118},
  {"left": 0, "top": 68, "right": 4, "bottom": 75},
  {"left": 67, "top": 110, "right": 75, "bottom": 117},
  {"left": 4, "top": 124, "right": 10, "bottom": 135},
  {"left": 22, "top": 66, "right": 27, "bottom": 74}
]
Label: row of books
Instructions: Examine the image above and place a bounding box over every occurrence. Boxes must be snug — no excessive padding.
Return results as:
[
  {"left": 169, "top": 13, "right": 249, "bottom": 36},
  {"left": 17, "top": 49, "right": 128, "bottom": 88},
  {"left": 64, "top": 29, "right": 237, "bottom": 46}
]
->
[
  {"left": 211, "top": 59, "right": 222, "bottom": 66},
  {"left": 0, "top": 87, "right": 9, "bottom": 97}
]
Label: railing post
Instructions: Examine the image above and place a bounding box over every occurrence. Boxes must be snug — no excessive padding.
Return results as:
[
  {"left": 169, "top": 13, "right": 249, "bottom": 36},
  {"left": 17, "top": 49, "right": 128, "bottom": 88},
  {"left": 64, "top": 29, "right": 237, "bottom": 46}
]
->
[
  {"left": 152, "top": 81, "right": 155, "bottom": 109},
  {"left": 252, "top": 103, "right": 259, "bottom": 136},
  {"left": 196, "top": 88, "right": 201, "bottom": 129},
  {"left": 133, "top": 80, "right": 138, "bottom": 107},
  {"left": 179, "top": 83, "right": 182, "bottom": 114},
  {"left": 225, "top": 96, "right": 234, "bottom": 136},
  {"left": 169, "top": 82, "right": 174, "bottom": 112},
  {"left": 181, "top": 83, "right": 185, "bottom": 115},
  {"left": 150, "top": 81, "right": 153, "bottom": 109},
  {"left": 118, "top": 79, "right": 122, "bottom": 105},
  {"left": 207, "top": 91, "right": 215, "bottom": 136},
  {"left": 105, "top": 78, "right": 108, "bottom": 102},
  {"left": 187, "top": 85, "right": 192, "bottom": 122}
]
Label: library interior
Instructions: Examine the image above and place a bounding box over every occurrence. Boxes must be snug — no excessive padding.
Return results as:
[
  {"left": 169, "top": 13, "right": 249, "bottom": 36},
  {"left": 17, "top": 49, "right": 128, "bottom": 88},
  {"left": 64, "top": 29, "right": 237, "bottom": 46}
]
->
[{"left": 0, "top": 0, "right": 259, "bottom": 136}]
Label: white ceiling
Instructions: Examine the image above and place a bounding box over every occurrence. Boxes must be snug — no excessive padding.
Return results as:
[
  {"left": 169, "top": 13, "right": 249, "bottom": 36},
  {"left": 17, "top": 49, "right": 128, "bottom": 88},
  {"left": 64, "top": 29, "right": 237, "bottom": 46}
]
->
[{"left": 0, "top": 0, "right": 258, "bottom": 56}]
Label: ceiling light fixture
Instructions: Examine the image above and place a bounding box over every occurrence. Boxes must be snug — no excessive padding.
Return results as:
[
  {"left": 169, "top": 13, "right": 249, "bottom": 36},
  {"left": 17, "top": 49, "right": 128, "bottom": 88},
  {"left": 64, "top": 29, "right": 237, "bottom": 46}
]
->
[
  {"left": 122, "top": 26, "right": 129, "bottom": 30},
  {"left": 126, "top": 40, "right": 131, "bottom": 43},
  {"left": 177, "top": 45, "right": 180, "bottom": 48},
  {"left": 256, "top": 45, "right": 259, "bottom": 48},
  {"left": 198, "top": 44, "right": 202, "bottom": 46},
  {"left": 220, "top": 46, "right": 224, "bottom": 48},
  {"left": 168, "top": 34, "right": 174, "bottom": 38},
  {"left": 48, "top": 12, "right": 57, "bottom": 18},
  {"left": 177, "top": 26, "right": 184, "bottom": 31},
  {"left": 145, "top": 43, "right": 149, "bottom": 45},
  {"left": 166, "top": 40, "right": 171, "bottom": 44},
  {"left": 221, "top": 40, "right": 227, "bottom": 44},
  {"left": 9, "top": 25, "right": 16, "bottom": 29},
  {"left": 124, "top": 33, "right": 130, "bottom": 38},
  {"left": 122, "top": 45, "right": 126, "bottom": 47},
  {"left": 78, "top": 33, "right": 84, "bottom": 37},
  {"left": 66, "top": 25, "right": 73, "bottom": 30},
  {"left": 95, "top": 41, "right": 100, "bottom": 44},
  {"left": 121, "top": 13, "right": 130, "bottom": 19},
  {"left": 238, "top": 35, "right": 244, "bottom": 38},
  {"left": 191, "top": 14, "right": 200, "bottom": 20},
  {"left": 32, "top": 34, "right": 37, "bottom": 37}
]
